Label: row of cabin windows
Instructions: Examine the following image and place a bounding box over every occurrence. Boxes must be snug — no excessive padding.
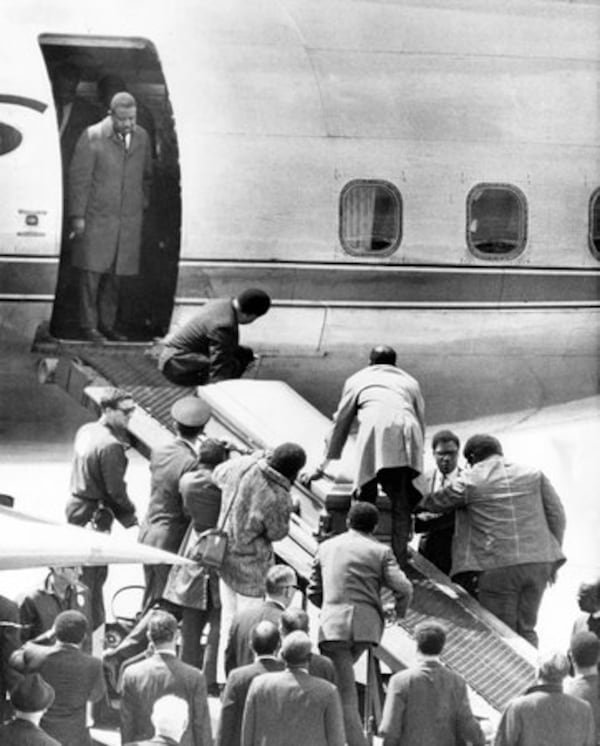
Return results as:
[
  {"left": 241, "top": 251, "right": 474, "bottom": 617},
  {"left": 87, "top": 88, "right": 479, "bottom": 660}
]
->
[
  {"left": 341, "top": 180, "right": 600, "bottom": 259},
  {"left": 2, "top": 121, "right": 600, "bottom": 259}
]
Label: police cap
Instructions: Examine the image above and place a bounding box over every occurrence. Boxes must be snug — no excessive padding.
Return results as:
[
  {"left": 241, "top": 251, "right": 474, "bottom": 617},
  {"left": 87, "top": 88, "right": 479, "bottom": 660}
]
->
[{"left": 170, "top": 396, "right": 211, "bottom": 427}]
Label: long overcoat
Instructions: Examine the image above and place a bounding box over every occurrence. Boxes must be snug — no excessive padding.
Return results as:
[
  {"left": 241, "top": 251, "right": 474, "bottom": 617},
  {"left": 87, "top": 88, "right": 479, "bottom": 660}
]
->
[{"left": 68, "top": 116, "right": 152, "bottom": 275}]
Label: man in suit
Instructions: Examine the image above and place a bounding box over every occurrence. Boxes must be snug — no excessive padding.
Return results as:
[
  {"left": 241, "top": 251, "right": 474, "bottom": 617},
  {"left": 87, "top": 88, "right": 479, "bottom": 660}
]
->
[
  {"left": 242, "top": 631, "right": 345, "bottom": 746},
  {"left": 495, "top": 650, "right": 595, "bottom": 746},
  {"left": 279, "top": 608, "right": 336, "bottom": 684},
  {"left": 0, "top": 593, "right": 22, "bottom": 720},
  {"left": 120, "top": 610, "right": 212, "bottom": 746},
  {"left": 217, "top": 620, "right": 284, "bottom": 746},
  {"left": 420, "top": 433, "right": 566, "bottom": 647},
  {"left": 9, "top": 610, "right": 105, "bottom": 746},
  {"left": 158, "top": 289, "right": 271, "bottom": 386},
  {"left": 414, "top": 429, "right": 462, "bottom": 577},
  {"left": 315, "top": 345, "right": 425, "bottom": 568},
  {"left": 125, "top": 694, "right": 189, "bottom": 746},
  {"left": 0, "top": 673, "right": 59, "bottom": 746},
  {"left": 69, "top": 91, "right": 153, "bottom": 342},
  {"left": 379, "top": 621, "right": 485, "bottom": 746},
  {"left": 104, "top": 397, "right": 210, "bottom": 686},
  {"left": 565, "top": 631, "right": 600, "bottom": 742},
  {"left": 308, "top": 502, "right": 413, "bottom": 746},
  {"left": 225, "top": 564, "right": 297, "bottom": 675}
]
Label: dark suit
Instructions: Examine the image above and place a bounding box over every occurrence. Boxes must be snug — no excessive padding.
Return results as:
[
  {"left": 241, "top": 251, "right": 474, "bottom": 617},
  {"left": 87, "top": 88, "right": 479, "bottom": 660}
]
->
[
  {"left": 379, "top": 659, "right": 485, "bottom": 746},
  {"left": 0, "top": 594, "right": 22, "bottom": 720},
  {"left": 217, "top": 657, "right": 284, "bottom": 746},
  {"left": 307, "top": 651, "right": 336, "bottom": 684},
  {"left": 10, "top": 641, "right": 105, "bottom": 746},
  {"left": 0, "top": 718, "right": 61, "bottom": 746},
  {"left": 225, "top": 600, "right": 285, "bottom": 675},
  {"left": 159, "top": 299, "right": 253, "bottom": 386},
  {"left": 120, "top": 651, "right": 212, "bottom": 746},
  {"left": 308, "top": 529, "right": 412, "bottom": 746},
  {"left": 242, "top": 668, "right": 345, "bottom": 746}
]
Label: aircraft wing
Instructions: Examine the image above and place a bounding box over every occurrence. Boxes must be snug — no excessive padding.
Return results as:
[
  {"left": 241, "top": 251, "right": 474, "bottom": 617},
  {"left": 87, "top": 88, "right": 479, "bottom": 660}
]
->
[{"left": 0, "top": 505, "right": 194, "bottom": 570}]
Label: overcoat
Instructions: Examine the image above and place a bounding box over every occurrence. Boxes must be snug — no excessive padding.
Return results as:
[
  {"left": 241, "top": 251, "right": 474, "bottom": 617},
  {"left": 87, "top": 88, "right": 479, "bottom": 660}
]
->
[
  {"left": 326, "top": 364, "right": 425, "bottom": 488},
  {"left": 68, "top": 116, "right": 152, "bottom": 275}
]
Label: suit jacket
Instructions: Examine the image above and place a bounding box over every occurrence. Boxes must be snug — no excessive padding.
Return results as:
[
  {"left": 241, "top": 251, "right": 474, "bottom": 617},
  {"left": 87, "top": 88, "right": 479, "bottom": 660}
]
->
[
  {"left": 308, "top": 529, "right": 412, "bottom": 644},
  {"left": 420, "top": 455, "right": 566, "bottom": 576},
  {"left": 379, "top": 659, "right": 485, "bottom": 746},
  {"left": 0, "top": 718, "right": 61, "bottom": 746},
  {"left": 307, "top": 651, "right": 337, "bottom": 684},
  {"left": 160, "top": 299, "right": 243, "bottom": 383},
  {"left": 325, "top": 363, "right": 425, "bottom": 488},
  {"left": 217, "top": 657, "right": 284, "bottom": 746},
  {"left": 10, "top": 641, "right": 105, "bottom": 746},
  {"left": 242, "top": 668, "right": 345, "bottom": 746},
  {"left": 68, "top": 117, "right": 152, "bottom": 275},
  {"left": 225, "top": 600, "right": 285, "bottom": 675},
  {"left": 494, "top": 683, "right": 595, "bottom": 746},
  {"left": 120, "top": 651, "right": 213, "bottom": 746}
]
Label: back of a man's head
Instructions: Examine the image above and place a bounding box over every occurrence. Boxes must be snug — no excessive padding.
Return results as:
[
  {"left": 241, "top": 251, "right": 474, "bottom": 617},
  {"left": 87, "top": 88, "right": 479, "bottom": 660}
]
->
[
  {"left": 54, "top": 610, "right": 88, "bottom": 645},
  {"left": 368, "top": 345, "right": 397, "bottom": 366},
  {"left": 265, "top": 565, "right": 297, "bottom": 597},
  {"left": 347, "top": 502, "right": 379, "bottom": 534},
  {"left": 463, "top": 434, "right": 503, "bottom": 465},
  {"left": 236, "top": 288, "right": 271, "bottom": 318},
  {"left": 537, "top": 650, "right": 570, "bottom": 684},
  {"left": 414, "top": 622, "right": 446, "bottom": 656},
  {"left": 148, "top": 610, "right": 178, "bottom": 647},
  {"left": 251, "top": 620, "right": 281, "bottom": 657},
  {"left": 570, "top": 631, "right": 600, "bottom": 670},
  {"left": 280, "top": 608, "right": 310, "bottom": 636},
  {"left": 98, "top": 387, "right": 132, "bottom": 412},
  {"left": 280, "top": 630, "right": 312, "bottom": 667},
  {"left": 267, "top": 443, "right": 306, "bottom": 482},
  {"left": 151, "top": 695, "right": 189, "bottom": 741}
]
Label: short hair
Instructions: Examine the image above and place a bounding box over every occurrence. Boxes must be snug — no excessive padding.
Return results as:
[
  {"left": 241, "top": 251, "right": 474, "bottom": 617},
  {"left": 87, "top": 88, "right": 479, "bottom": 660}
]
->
[
  {"left": 537, "top": 650, "right": 570, "bottom": 683},
  {"left": 577, "top": 580, "right": 600, "bottom": 613},
  {"left": 414, "top": 621, "right": 446, "bottom": 655},
  {"left": 463, "top": 434, "right": 503, "bottom": 465},
  {"left": 369, "top": 345, "right": 397, "bottom": 366},
  {"left": 236, "top": 288, "right": 271, "bottom": 317},
  {"left": 265, "top": 565, "right": 297, "bottom": 595},
  {"left": 570, "top": 631, "right": 600, "bottom": 669},
  {"left": 267, "top": 443, "right": 306, "bottom": 481},
  {"left": 151, "top": 695, "right": 189, "bottom": 739},
  {"left": 110, "top": 91, "right": 136, "bottom": 111},
  {"left": 431, "top": 430, "right": 460, "bottom": 451},
  {"left": 250, "top": 620, "right": 280, "bottom": 656},
  {"left": 198, "top": 439, "right": 229, "bottom": 467},
  {"left": 148, "top": 610, "right": 178, "bottom": 645},
  {"left": 98, "top": 387, "right": 133, "bottom": 411},
  {"left": 54, "top": 610, "right": 88, "bottom": 645},
  {"left": 347, "top": 502, "right": 379, "bottom": 533},
  {"left": 280, "top": 630, "right": 312, "bottom": 666},
  {"left": 280, "top": 608, "right": 309, "bottom": 636}
]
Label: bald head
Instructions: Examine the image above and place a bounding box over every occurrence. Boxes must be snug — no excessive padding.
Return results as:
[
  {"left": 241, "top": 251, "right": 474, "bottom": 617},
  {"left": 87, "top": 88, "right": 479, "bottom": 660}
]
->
[
  {"left": 251, "top": 620, "right": 280, "bottom": 657},
  {"left": 369, "top": 345, "right": 397, "bottom": 366}
]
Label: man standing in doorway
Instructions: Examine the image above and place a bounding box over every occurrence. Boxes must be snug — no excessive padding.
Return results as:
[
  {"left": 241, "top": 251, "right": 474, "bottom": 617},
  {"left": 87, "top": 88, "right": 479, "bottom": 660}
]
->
[
  {"left": 69, "top": 91, "right": 152, "bottom": 342},
  {"left": 315, "top": 345, "right": 425, "bottom": 568},
  {"left": 158, "top": 289, "right": 271, "bottom": 386}
]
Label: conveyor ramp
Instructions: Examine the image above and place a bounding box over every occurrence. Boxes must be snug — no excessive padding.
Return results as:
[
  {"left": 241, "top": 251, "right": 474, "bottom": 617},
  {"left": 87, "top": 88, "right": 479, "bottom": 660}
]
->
[{"left": 47, "top": 344, "right": 536, "bottom": 719}]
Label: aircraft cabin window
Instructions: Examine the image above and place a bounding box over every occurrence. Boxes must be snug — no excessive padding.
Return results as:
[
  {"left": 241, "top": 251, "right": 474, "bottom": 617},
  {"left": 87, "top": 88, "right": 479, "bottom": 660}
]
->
[
  {"left": 340, "top": 180, "right": 402, "bottom": 256},
  {"left": 467, "top": 184, "right": 527, "bottom": 259},
  {"left": 0, "top": 123, "right": 23, "bottom": 155},
  {"left": 589, "top": 189, "right": 600, "bottom": 258}
]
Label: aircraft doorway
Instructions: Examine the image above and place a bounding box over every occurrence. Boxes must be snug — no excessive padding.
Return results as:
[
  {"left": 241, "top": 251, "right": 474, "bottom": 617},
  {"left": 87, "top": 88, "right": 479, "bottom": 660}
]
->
[{"left": 40, "top": 35, "right": 181, "bottom": 341}]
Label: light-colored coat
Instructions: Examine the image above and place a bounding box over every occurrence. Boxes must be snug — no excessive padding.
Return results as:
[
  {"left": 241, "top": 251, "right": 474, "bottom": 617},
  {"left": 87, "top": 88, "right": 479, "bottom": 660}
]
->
[
  {"left": 213, "top": 456, "right": 293, "bottom": 597},
  {"left": 420, "top": 454, "right": 566, "bottom": 576},
  {"left": 68, "top": 116, "right": 152, "bottom": 275},
  {"left": 241, "top": 668, "right": 345, "bottom": 746},
  {"left": 308, "top": 529, "right": 412, "bottom": 644},
  {"left": 326, "top": 364, "right": 425, "bottom": 488}
]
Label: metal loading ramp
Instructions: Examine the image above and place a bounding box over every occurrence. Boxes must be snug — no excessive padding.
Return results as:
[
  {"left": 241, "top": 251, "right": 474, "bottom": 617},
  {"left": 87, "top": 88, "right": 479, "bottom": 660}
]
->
[{"left": 48, "top": 345, "right": 536, "bottom": 718}]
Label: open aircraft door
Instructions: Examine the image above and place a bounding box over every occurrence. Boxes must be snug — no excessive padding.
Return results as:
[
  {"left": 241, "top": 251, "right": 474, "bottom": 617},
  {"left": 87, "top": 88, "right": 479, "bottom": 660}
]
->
[{"left": 0, "top": 94, "right": 61, "bottom": 260}]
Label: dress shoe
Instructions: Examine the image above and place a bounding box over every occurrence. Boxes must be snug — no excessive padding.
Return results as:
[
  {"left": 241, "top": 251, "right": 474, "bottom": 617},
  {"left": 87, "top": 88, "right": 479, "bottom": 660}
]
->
[
  {"left": 80, "top": 328, "right": 106, "bottom": 344},
  {"left": 99, "top": 327, "right": 129, "bottom": 342}
]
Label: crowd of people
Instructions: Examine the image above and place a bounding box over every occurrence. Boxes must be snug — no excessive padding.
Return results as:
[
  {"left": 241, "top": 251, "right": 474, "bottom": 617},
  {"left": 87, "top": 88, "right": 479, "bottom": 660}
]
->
[{"left": 0, "top": 282, "right": 596, "bottom": 745}]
